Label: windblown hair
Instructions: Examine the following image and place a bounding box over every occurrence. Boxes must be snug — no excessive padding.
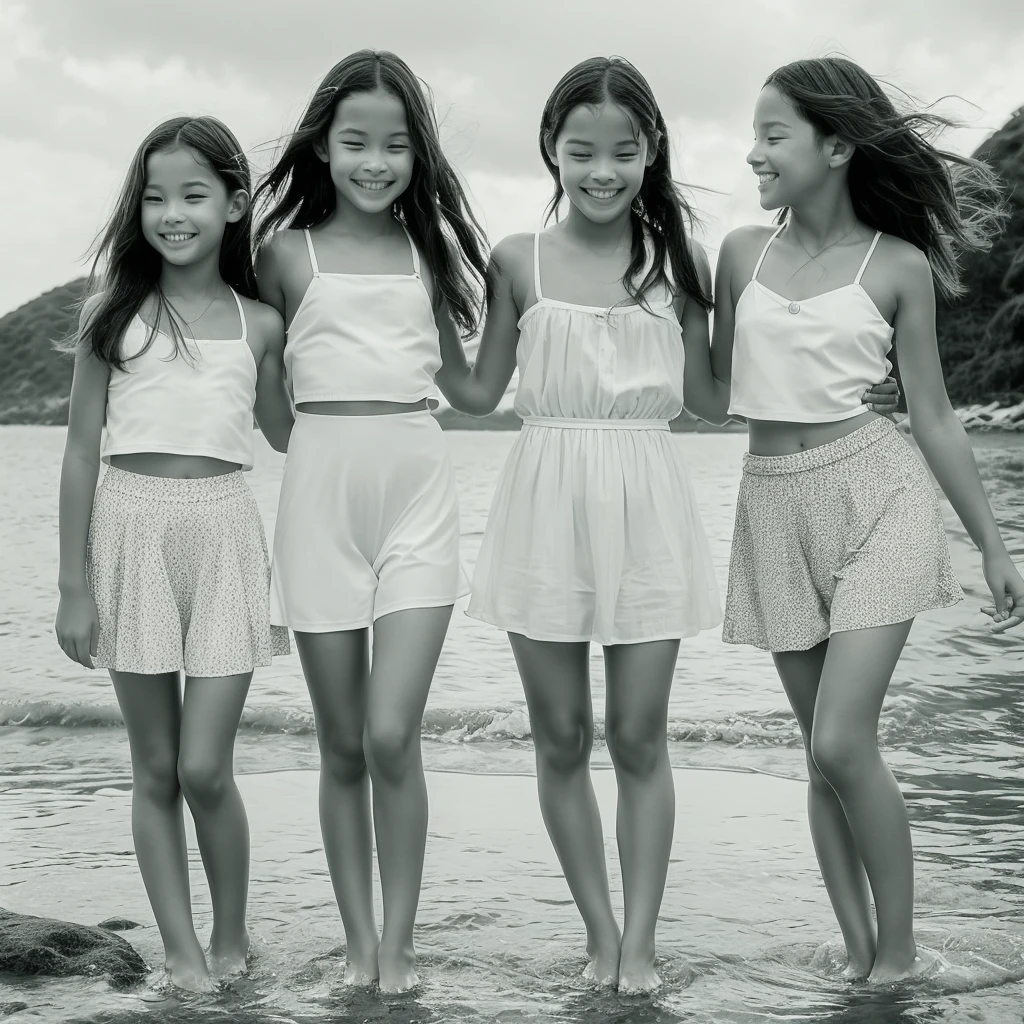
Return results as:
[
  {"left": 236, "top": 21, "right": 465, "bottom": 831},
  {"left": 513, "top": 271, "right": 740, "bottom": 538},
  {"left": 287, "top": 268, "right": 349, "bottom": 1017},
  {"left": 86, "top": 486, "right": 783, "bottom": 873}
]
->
[
  {"left": 70, "top": 116, "right": 255, "bottom": 369},
  {"left": 539, "top": 56, "right": 712, "bottom": 312},
  {"left": 765, "top": 56, "right": 1007, "bottom": 300},
  {"left": 252, "top": 49, "right": 488, "bottom": 336}
]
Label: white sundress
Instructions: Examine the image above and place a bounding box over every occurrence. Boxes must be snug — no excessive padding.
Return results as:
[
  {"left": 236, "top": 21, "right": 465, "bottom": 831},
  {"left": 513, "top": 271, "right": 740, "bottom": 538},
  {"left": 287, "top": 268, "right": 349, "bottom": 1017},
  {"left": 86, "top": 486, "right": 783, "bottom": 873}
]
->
[{"left": 466, "top": 231, "right": 723, "bottom": 645}]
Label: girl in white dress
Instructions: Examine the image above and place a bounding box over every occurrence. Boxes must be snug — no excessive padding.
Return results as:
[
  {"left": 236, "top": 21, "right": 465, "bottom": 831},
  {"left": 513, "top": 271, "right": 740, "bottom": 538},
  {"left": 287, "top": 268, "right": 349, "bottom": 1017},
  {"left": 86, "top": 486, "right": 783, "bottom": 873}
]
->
[{"left": 438, "top": 55, "right": 900, "bottom": 992}]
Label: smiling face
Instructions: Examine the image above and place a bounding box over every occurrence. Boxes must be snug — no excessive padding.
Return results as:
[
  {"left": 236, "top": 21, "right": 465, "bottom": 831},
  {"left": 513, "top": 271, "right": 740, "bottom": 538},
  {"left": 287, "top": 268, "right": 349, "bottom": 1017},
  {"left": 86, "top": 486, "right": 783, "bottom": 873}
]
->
[
  {"left": 140, "top": 146, "right": 244, "bottom": 265},
  {"left": 548, "top": 100, "right": 654, "bottom": 225},
  {"left": 746, "top": 85, "right": 836, "bottom": 211},
  {"left": 317, "top": 88, "right": 415, "bottom": 214}
]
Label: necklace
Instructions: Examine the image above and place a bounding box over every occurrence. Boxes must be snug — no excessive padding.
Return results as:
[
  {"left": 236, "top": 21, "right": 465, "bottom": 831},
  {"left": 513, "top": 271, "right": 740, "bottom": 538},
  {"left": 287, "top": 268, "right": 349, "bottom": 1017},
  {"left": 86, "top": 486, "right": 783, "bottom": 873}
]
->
[
  {"left": 166, "top": 293, "right": 219, "bottom": 327},
  {"left": 781, "top": 223, "right": 861, "bottom": 315},
  {"left": 786, "top": 222, "right": 860, "bottom": 279}
]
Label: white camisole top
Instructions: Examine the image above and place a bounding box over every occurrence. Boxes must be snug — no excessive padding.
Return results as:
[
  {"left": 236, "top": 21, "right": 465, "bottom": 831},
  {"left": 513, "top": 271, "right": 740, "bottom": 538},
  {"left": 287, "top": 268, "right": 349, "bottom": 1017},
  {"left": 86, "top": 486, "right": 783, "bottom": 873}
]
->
[
  {"left": 102, "top": 289, "right": 257, "bottom": 471},
  {"left": 728, "top": 226, "right": 894, "bottom": 422},
  {"left": 283, "top": 225, "right": 441, "bottom": 407}
]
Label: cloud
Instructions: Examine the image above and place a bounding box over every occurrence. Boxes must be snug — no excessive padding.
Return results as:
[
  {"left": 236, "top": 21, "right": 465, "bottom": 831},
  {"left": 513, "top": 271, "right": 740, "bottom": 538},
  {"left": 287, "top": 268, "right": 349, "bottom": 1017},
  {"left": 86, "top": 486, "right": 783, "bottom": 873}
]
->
[{"left": 1, "top": 0, "right": 1021, "bottom": 313}]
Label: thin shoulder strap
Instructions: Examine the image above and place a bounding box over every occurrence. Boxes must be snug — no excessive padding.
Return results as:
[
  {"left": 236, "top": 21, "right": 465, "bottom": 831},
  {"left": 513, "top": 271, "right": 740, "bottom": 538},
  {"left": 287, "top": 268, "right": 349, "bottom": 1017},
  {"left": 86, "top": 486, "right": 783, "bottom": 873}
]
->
[
  {"left": 303, "top": 229, "right": 320, "bottom": 277},
  {"left": 750, "top": 224, "right": 784, "bottom": 281},
  {"left": 855, "top": 231, "right": 883, "bottom": 285},
  {"left": 533, "top": 231, "right": 544, "bottom": 300},
  {"left": 230, "top": 289, "right": 247, "bottom": 343},
  {"left": 399, "top": 222, "right": 422, "bottom": 277}
]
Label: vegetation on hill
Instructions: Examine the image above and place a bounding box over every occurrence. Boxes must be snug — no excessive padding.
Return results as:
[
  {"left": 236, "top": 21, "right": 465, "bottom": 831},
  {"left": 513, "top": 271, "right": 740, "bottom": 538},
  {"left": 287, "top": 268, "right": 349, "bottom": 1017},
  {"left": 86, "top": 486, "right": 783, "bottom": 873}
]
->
[{"left": 1, "top": 106, "right": 1021, "bottom": 426}]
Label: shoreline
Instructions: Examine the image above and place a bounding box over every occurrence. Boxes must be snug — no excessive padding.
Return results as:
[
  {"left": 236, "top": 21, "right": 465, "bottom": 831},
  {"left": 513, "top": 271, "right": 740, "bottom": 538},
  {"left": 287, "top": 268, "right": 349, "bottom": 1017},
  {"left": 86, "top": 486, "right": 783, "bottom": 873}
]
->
[{"left": 4, "top": 400, "right": 1024, "bottom": 431}]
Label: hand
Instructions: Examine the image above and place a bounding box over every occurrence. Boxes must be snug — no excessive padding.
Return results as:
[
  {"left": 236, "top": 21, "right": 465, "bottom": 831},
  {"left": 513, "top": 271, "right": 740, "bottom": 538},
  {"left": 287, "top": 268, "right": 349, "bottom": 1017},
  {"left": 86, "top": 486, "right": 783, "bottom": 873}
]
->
[
  {"left": 55, "top": 590, "right": 100, "bottom": 668},
  {"left": 980, "top": 550, "right": 1024, "bottom": 634},
  {"left": 862, "top": 375, "right": 901, "bottom": 421}
]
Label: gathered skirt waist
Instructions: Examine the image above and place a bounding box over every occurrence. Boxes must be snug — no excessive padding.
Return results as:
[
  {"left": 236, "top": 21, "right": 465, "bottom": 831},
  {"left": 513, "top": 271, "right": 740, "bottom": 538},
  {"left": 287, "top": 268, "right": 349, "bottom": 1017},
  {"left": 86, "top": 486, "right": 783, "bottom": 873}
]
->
[{"left": 521, "top": 416, "right": 670, "bottom": 431}]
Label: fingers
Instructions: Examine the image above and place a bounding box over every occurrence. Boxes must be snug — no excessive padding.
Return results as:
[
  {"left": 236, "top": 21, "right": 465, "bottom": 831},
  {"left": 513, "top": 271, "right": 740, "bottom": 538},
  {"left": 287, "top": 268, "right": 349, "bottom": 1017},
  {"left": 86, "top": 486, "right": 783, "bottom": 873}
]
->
[{"left": 991, "top": 614, "right": 1024, "bottom": 634}]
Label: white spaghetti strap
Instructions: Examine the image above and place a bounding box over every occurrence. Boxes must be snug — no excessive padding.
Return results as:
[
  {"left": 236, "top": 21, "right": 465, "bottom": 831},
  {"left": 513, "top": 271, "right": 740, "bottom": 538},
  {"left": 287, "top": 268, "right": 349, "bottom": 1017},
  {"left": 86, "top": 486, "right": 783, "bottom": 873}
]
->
[
  {"left": 533, "top": 232, "right": 544, "bottom": 300},
  {"left": 303, "top": 229, "right": 320, "bottom": 277},
  {"left": 230, "top": 289, "right": 247, "bottom": 343},
  {"left": 750, "top": 224, "right": 785, "bottom": 282},
  {"left": 399, "top": 222, "right": 422, "bottom": 277},
  {"left": 855, "top": 231, "right": 883, "bottom": 285}
]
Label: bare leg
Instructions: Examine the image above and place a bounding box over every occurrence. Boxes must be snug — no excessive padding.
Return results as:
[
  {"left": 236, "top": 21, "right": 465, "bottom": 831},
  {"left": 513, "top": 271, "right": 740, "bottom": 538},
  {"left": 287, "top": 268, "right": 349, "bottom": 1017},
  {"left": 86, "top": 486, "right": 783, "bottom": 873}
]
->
[
  {"left": 603, "top": 639, "right": 679, "bottom": 993},
  {"left": 508, "top": 634, "right": 620, "bottom": 987},
  {"left": 365, "top": 605, "right": 453, "bottom": 994},
  {"left": 295, "top": 629, "right": 378, "bottom": 985},
  {"left": 810, "top": 621, "right": 923, "bottom": 984},
  {"left": 109, "top": 671, "right": 211, "bottom": 992},
  {"left": 177, "top": 673, "right": 253, "bottom": 978},
  {"left": 774, "top": 642, "right": 877, "bottom": 979}
]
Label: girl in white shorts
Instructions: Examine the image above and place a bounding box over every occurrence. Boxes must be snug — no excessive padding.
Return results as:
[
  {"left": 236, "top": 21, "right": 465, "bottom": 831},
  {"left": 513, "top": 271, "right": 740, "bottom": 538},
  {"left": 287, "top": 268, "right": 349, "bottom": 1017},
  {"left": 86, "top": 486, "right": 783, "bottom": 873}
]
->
[
  {"left": 55, "top": 116, "right": 293, "bottom": 995},
  {"left": 252, "top": 49, "right": 488, "bottom": 993}
]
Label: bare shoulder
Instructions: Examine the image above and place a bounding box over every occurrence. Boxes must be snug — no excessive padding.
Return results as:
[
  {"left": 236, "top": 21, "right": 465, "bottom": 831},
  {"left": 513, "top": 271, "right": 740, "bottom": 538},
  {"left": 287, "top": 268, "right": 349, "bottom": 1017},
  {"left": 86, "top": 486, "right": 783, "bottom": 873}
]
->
[
  {"left": 722, "top": 224, "right": 775, "bottom": 261},
  {"left": 876, "top": 233, "right": 931, "bottom": 280},
  {"left": 685, "top": 235, "right": 712, "bottom": 281},
  {"left": 491, "top": 232, "right": 534, "bottom": 280},
  {"left": 239, "top": 295, "right": 285, "bottom": 351}
]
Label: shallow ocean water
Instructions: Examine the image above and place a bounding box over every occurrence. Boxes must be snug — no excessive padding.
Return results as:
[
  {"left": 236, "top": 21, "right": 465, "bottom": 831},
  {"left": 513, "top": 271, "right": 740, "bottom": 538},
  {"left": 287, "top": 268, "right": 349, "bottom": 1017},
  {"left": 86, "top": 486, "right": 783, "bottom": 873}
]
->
[{"left": 1, "top": 425, "right": 1023, "bottom": 1022}]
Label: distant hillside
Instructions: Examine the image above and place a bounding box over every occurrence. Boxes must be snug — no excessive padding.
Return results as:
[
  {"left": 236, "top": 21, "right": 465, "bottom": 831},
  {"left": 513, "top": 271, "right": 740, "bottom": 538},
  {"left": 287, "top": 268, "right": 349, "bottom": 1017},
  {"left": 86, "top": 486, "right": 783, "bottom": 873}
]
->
[
  {"left": 0, "top": 278, "right": 86, "bottom": 425},
  {"left": 933, "top": 104, "right": 1024, "bottom": 406},
  {"left": 2, "top": 105, "right": 1022, "bottom": 426}
]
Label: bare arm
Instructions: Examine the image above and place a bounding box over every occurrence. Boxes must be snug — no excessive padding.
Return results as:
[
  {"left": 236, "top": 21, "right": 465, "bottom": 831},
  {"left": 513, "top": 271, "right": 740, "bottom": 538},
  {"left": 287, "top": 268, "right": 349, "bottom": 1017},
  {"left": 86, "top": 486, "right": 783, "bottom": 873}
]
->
[
  {"left": 251, "top": 303, "right": 294, "bottom": 453},
  {"left": 256, "top": 236, "right": 288, "bottom": 319},
  {"left": 56, "top": 307, "right": 110, "bottom": 667},
  {"left": 709, "top": 230, "right": 745, "bottom": 423},
  {"left": 678, "top": 240, "right": 731, "bottom": 425},
  {"left": 434, "top": 237, "right": 522, "bottom": 417},
  {"left": 895, "top": 244, "right": 1024, "bottom": 628}
]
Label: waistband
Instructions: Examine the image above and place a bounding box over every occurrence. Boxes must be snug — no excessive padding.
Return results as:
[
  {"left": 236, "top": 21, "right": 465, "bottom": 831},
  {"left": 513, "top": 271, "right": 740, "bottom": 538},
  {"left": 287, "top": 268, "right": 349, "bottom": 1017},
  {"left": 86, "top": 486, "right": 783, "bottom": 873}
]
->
[
  {"left": 742, "top": 416, "right": 897, "bottom": 476},
  {"left": 521, "top": 416, "right": 670, "bottom": 431},
  {"left": 99, "top": 466, "right": 249, "bottom": 502}
]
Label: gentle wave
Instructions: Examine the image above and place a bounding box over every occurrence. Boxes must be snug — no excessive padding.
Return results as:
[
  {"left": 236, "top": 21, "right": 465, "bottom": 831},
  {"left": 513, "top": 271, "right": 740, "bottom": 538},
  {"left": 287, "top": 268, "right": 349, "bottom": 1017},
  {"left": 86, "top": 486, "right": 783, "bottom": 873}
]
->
[{"left": 0, "top": 699, "right": 1003, "bottom": 749}]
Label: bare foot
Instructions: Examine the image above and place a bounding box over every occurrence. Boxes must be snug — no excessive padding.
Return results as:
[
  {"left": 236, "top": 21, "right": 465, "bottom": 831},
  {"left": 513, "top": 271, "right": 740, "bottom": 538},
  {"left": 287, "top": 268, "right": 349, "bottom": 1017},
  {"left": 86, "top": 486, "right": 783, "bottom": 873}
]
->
[
  {"left": 867, "top": 947, "right": 943, "bottom": 986},
  {"left": 342, "top": 939, "right": 380, "bottom": 987},
  {"left": 618, "top": 940, "right": 661, "bottom": 995},
  {"left": 209, "top": 930, "right": 250, "bottom": 981},
  {"left": 378, "top": 942, "right": 418, "bottom": 994},
  {"left": 163, "top": 956, "right": 215, "bottom": 994},
  {"left": 581, "top": 933, "right": 620, "bottom": 989},
  {"left": 841, "top": 955, "right": 874, "bottom": 982}
]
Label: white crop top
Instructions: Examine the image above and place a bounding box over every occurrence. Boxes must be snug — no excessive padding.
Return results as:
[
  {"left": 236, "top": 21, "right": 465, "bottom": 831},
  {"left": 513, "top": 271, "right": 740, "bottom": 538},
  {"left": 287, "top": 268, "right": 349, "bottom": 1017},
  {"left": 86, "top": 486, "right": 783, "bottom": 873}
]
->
[
  {"left": 283, "top": 226, "right": 441, "bottom": 406},
  {"left": 102, "top": 290, "right": 258, "bottom": 471},
  {"left": 728, "top": 226, "right": 894, "bottom": 422}
]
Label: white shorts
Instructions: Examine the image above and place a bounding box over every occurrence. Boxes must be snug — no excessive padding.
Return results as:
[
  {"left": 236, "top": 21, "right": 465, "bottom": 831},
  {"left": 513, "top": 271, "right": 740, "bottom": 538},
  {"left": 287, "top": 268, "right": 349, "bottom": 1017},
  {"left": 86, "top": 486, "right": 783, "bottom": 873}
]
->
[{"left": 270, "top": 411, "right": 468, "bottom": 632}]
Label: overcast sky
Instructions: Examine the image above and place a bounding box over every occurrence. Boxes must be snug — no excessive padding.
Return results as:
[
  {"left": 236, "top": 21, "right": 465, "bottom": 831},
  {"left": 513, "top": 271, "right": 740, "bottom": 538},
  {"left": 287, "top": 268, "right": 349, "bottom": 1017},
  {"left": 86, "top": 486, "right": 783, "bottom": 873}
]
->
[{"left": 1, "top": 0, "right": 1021, "bottom": 316}]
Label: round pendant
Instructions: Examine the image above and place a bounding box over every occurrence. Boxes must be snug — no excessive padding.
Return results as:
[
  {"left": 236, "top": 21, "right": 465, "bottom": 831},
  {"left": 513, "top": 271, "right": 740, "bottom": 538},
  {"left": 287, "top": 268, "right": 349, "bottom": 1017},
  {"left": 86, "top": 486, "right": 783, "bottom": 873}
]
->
[{"left": 788, "top": 301, "right": 801, "bottom": 315}]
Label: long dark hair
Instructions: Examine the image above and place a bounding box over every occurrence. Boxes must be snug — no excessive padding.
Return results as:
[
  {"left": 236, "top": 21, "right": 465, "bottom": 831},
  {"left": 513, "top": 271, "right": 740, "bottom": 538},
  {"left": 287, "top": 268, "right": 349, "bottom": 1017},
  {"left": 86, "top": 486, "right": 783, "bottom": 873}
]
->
[
  {"left": 252, "top": 50, "right": 488, "bottom": 336},
  {"left": 539, "top": 56, "right": 712, "bottom": 312},
  {"left": 70, "top": 116, "right": 255, "bottom": 370},
  {"left": 765, "top": 57, "right": 1007, "bottom": 300}
]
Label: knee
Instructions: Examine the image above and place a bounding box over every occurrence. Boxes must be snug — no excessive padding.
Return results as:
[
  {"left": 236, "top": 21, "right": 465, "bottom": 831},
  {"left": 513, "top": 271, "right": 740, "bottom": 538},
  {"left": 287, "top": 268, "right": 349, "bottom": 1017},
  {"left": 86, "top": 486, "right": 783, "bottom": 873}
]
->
[
  {"left": 809, "top": 726, "right": 868, "bottom": 789},
  {"left": 177, "top": 752, "right": 231, "bottom": 809},
  {"left": 131, "top": 748, "right": 180, "bottom": 805},
  {"left": 364, "top": 721, "right": 418, "bottom": 784},
  {"left": 319, "top": 729, "right": 367, "bottom": 785},
  {"left": 533, "top": 715, "right": 593, "bottom": 775},
  {"left": 605, "top": 718, "right": 663, "bottom": 778}
]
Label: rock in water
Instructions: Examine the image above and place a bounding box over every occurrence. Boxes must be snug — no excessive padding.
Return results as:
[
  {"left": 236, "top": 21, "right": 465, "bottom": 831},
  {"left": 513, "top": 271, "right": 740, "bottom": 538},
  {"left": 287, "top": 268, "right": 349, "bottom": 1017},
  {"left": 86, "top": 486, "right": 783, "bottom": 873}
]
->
[
  {"left": 96, "top": 918, "right": 141, "bottom": 932},
  {"left": 0, "top": 908, "right": 147, "bottom": 988}
]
